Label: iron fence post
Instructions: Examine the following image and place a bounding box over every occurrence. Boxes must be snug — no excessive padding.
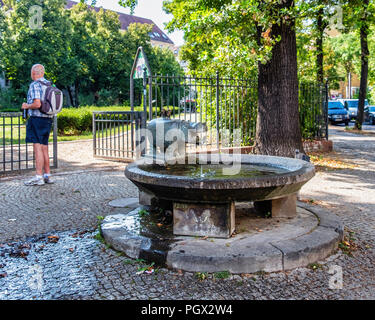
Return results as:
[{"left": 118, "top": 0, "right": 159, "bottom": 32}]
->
[
  {"left": 325, "top": 80, "right": 329, "bottom": 140},
  {"left": 149, "top": 74, "right": 153, "bottom": 120},
  {"left": 130, "top": 75, "right": 134, "bottom": 112},
  {"left": 143, "top": 67, "right": 148, "bottom": 120},
  {"left": 53, "top": 115, "right": 58, "bottom": 168},
  {"left": 93, "top": 112, "right": 96, "bottom": 157},
  {"left": 216, "top": 71, "right": 220, "bottom": 150}
]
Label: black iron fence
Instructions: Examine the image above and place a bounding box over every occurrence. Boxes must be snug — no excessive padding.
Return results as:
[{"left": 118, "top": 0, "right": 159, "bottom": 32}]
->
[
  {"left": 299, "top": 82, "right": 329, "bottom": 140},
  {"left": 0, "top": 112, "right": 58, "bottom": 174},
  {"left": 101, "top": 74, "right": 328, "bottom": 161},
  {"left": 146, "top": 74, "right": 328, "bottom": 144},
  {"left": 93, "top": 111, "right": 144, "bottom": 161},
  {"left": 145, "top": 73, "right": 258, "bottom": 149}
]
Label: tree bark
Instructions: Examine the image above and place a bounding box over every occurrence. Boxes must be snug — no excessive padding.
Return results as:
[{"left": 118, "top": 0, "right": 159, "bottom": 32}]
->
[
  {"left": 255, "top": 0, "right": 304, "bottom": 157},
  {"left": 316, "top": 6, "right": 325, "bottom": 83},
  {"left": 67, "top": 86, "right": 75, "bottom": 107},
  {"left": 74, "top": 82, "right": 80, "bottom": 107},
  {"left": 355, "top": 0, "right": 370, "bottom": 130}
]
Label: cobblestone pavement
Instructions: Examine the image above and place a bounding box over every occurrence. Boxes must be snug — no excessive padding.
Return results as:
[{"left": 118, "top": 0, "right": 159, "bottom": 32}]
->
[{"left": 0, "top": 127, "right": 375, "bottom": 300}]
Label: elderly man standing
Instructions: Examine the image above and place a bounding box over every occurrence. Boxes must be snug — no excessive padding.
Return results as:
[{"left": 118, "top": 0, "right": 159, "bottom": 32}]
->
[{"left": 22, "top": 64, "right": 54, "bottom": 186}]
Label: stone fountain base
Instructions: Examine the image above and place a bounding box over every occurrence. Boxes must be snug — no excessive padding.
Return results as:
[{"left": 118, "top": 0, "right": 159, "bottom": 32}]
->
[{"left": 102, "top": 199, "right": 343, "bottom": 274}]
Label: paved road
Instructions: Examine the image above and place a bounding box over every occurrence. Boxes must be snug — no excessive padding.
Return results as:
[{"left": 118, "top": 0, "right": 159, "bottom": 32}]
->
[{"left": 0, "top": 127, "right": 375, "bottom": 300}]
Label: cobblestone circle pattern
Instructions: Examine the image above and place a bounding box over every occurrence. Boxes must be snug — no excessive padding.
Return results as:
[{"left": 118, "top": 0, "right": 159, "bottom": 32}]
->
[{"left": 1, "top": 126, "right": 375, "bottom": 300}]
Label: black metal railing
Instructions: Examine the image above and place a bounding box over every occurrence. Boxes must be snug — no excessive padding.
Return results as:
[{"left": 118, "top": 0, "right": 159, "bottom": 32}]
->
[
  {"left": 299, "top": 82, "right": 329, "bottom": 140},
  {"left": 93, "top": 75, "right": 328, "bottom": 161},
  {"left": 0, "top": 112, "right": 58, "bottom": 174},
  {"left": 93, "top": 111, "right": 144, "bottom": 161},
  {"left": 147, "top": 74, "right": 328, "bottom": 145},
  {"left": 147, "top": 73, "right": 258, "bottom": 149}
]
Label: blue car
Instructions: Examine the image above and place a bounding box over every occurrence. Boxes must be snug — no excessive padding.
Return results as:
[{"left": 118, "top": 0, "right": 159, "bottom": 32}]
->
[
  {"left": 328, "top": 101, "right": 350, "bottom": 125},
  {"left": 364, "top": 106, "right": 375, "bottom": 125}
]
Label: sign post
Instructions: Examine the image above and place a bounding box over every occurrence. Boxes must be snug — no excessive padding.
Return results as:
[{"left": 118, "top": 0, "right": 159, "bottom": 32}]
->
[
  {"left": 130, "top": 47, "right": 152, "bottom": 112},
  {"left": 130, "top": 47, "right": 151, "bottom": 158}
]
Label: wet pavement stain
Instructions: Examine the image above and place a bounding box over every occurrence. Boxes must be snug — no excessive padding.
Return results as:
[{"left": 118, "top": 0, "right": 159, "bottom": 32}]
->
[{"left": 0, "top": 230, "right": 99, "bottom": 300}]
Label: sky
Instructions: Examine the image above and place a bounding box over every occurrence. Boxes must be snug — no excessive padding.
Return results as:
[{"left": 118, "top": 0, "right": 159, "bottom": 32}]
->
[{"left": 84, "top": 0, "right": 185, "bottom": 46}]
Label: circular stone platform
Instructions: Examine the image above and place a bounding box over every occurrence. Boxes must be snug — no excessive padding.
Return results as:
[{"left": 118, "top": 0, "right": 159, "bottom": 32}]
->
[{"left": 101, "top": 201, "right": 343, "bottom": 274}]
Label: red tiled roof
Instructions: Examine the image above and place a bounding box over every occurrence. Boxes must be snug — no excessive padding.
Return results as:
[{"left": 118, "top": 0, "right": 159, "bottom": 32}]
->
[
  {"left": 0, "top": 0, "right": 174, "bottom": 44},
  {"left": 66, "top": 1, "right": 174, "bottom": 44}
]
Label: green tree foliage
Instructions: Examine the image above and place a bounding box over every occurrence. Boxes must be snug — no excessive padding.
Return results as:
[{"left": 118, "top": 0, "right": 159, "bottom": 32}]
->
[
  {"left": 0, "top": 0, "right": 183, "bottom": 107},
  {"left": 327, "top": 32, "right": 360, "bottom": 76},
  {"left": 163, "top": 0, "right": 295, "bottom": 79},
  {"left": 341, "top": 0, "right": 375, "bottom": 129},
  {"left": 0, "top": 0, "right": 77, "bottom": 99},
  {"left": 296, "top": 0, "right": 341, "bottom": 82}
]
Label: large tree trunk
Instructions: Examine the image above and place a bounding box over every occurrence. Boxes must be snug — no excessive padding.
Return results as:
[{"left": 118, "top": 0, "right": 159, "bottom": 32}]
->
[
  {"left": 316, "top": 6, "right": 325, "bottom": 83},
  {"left": 355, "top": 1, "right": 369, "bottom": 130},
  {"left": 255, "top": 0, "right": 303, "bottom": 157},
  {"left": 74, "top": 82, "right": 80, "bottom": 107},
  {"left": 67, "top": 86, "right": 75, "bottom": 107}
]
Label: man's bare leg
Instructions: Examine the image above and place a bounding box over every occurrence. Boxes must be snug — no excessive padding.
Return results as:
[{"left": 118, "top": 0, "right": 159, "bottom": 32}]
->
[
  {"left": 42, "top": 144, "right": 50, "bottom": 175},
  {"left": 34, "top": 143, "right": 44, "bottom": 176},
  {"left": 24, "top": 143, "right": 45, "bottom": 185}
]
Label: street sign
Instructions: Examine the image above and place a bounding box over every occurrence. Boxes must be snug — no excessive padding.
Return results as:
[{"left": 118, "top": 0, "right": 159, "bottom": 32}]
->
[{"left": 131, "top": 47, "right": 151, "bottom": 79}]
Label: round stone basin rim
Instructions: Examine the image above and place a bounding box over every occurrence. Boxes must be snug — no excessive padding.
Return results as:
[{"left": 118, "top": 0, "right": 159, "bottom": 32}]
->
[{"left": 125, "top": 154, "right": 315, "bottom": 189}]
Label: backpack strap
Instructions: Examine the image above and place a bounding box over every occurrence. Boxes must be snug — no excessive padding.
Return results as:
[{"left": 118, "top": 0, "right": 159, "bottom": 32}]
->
[{"left": 37, "top": 80, "right": 52, "bottom": 87}]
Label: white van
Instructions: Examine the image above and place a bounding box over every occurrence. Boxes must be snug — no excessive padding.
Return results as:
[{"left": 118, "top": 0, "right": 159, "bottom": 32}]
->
[{"left": 337, "top": 99, "right": 369, "bottom": 121}]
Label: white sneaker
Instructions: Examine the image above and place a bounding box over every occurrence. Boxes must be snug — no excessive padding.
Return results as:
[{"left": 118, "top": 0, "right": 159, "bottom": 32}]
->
[
  {"left": 44, "top": 175, "right": 54, "bottom": 184},
  {"left": 24, "top": 175, "right": 45, "bottom": 186}
]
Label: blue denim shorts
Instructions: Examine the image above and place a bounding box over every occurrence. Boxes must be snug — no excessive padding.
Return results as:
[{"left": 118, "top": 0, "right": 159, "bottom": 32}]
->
[{"left": 26, "top": 116, "right": 53, "bottom": 145}]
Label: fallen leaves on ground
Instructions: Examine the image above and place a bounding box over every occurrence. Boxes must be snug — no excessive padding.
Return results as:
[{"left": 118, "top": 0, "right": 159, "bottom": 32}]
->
[
  {"left": 71, "top": 231, "right": 88, "bottom": 238},
  {"left": 9, "top": 249, "right": 28, "bottom": 259},
  {"left": 47, "top": 235, "right": 59, "bottom": 243},
  {"left": 308, "top": 152, "right": 358, "bottom": 171},
  {"left": 136, "top": 262, "right": 155, "bottom": 275},
  {"left": 339, "top": 230, "right": 358, "bottom": 256},
  {"left": 345, "top": 128, "right": 375, "bottom": 136}
]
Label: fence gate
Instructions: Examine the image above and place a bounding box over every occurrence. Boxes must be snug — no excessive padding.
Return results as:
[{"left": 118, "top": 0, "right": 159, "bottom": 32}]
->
[
  {"left": 92, "top": 75, "right": 328, "bottom": 161},
  {"left": 92, "top": 111, "right": 145, "bottom": 161},
  {"left": 0, "top": 112, "right": 58, "bottom": 175}
]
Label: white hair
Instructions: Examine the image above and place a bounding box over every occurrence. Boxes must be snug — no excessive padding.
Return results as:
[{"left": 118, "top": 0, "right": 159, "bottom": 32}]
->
[{"left": 31, "top": 64, "right": 45, "bottom": 75}]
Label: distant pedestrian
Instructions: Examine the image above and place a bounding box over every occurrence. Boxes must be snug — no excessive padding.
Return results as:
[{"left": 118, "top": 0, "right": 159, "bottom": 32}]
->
[{"left": 22, "top": 64, "right": 54, "bottom": 186}]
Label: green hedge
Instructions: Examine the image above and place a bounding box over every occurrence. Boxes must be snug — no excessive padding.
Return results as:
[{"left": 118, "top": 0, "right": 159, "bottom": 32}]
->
[{"left": 56, "top": 105, "right": 181, "bottom": 135}]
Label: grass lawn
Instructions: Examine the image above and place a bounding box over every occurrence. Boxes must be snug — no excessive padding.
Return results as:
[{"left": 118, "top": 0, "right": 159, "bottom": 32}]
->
[
  {"left": 0, "top": 127, "right": 94, "bottom": 145},
  {"left": 0, "top": 105, "right": 191, "bottom": 146},
  {"left": 0, "top": 106, "right": 132, "bottom": 145}
]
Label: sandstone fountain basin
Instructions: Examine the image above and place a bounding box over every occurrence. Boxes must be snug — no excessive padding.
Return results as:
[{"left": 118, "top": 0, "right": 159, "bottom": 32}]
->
[{"left": 125, "top": 154, "right": 315, "bottom": 238}]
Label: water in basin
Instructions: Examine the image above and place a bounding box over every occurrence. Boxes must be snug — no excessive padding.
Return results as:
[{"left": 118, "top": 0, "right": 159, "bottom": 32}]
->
[{"left": 139, "top": 163, "right": 290, "bottom": 179}]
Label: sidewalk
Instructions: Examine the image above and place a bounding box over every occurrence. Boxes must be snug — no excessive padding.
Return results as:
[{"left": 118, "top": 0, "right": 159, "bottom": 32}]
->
[{"left": 0, "top": 130, "right": 375, "bottom": 299}]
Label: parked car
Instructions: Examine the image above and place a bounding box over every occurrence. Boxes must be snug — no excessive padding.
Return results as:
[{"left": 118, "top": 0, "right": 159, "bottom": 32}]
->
[
  {"left": 364, "top": 106, "right": 375, "bottom": 125},
  {"left": 328, "top": 100, "right": 350, "bottom": 125},
  {"left": 180, "top": 90, "right": 197, "bottom": 112},
  {"left": 338, "top": 99, "right": 369, "bottom": 121},
  {"left": 179, "top": 98, "right": 197, "bottom": 112}
]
